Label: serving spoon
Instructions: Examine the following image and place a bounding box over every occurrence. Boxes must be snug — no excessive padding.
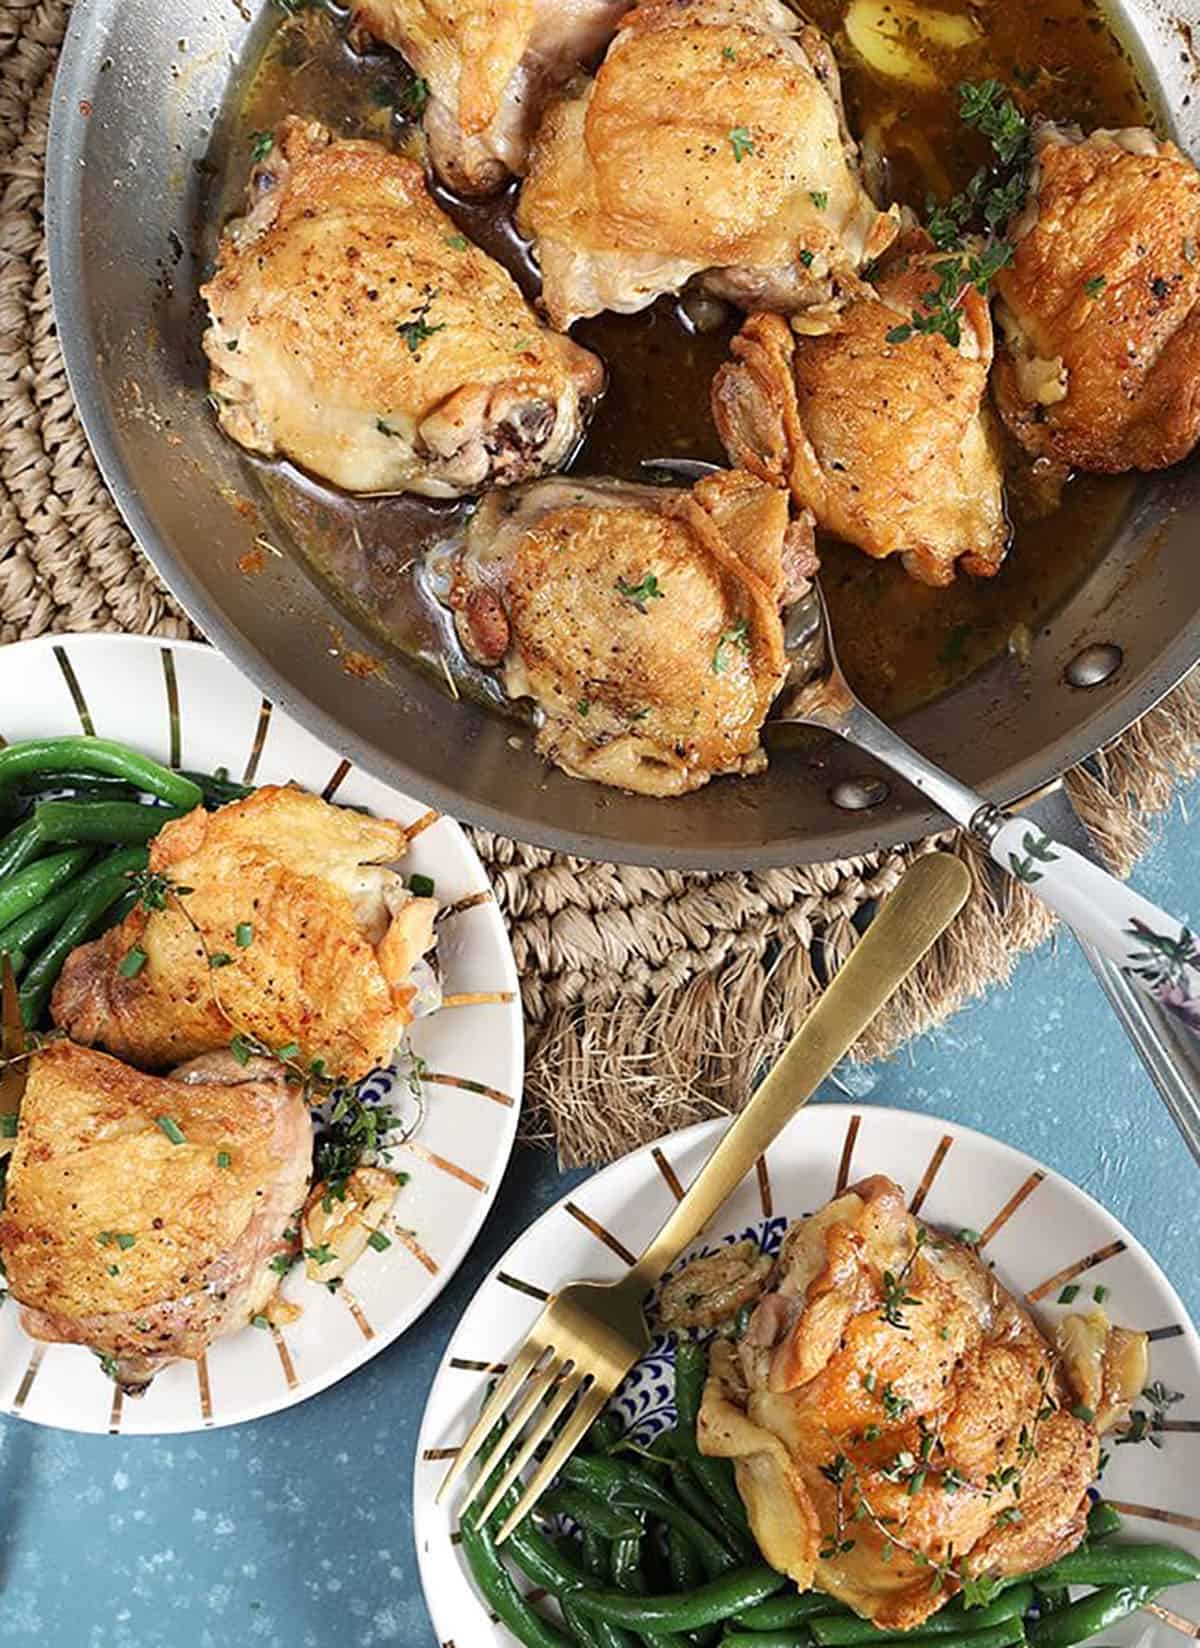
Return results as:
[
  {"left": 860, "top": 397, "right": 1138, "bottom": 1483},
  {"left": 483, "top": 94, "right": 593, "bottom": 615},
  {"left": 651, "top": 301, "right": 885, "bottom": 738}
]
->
[{"left": 642, "top": 458, "right": 1200, "bottom": 1068}]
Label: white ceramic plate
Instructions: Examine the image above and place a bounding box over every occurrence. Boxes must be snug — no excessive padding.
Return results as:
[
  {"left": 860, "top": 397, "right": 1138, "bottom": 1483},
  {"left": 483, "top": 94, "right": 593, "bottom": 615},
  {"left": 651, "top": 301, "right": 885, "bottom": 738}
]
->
[
  {"left": 0, "top": 633, "right": 523, "bottom": 1435},
  {"left": 415, "top": 1105, "right": 1199, "bottom": 1648}
]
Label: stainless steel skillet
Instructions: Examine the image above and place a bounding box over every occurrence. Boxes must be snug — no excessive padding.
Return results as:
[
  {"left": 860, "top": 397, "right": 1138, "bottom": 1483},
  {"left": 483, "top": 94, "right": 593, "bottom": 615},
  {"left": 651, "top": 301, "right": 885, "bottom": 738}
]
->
[{"left": 44, "top": 0, "right": 1200, "bottom": 872}]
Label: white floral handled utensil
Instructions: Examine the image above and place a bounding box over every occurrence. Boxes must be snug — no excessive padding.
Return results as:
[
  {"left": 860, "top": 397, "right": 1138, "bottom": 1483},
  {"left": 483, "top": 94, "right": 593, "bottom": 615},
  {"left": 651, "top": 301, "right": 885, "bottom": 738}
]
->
[{"left": 780, "top": 584, "right": 1200, "bottom": 1042}]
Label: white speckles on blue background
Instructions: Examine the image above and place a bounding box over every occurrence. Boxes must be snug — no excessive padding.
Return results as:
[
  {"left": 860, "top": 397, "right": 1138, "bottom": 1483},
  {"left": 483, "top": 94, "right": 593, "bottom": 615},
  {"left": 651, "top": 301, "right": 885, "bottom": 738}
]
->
[{"left": 0, "top": 790, "right": 1196, "bottom": 1645}]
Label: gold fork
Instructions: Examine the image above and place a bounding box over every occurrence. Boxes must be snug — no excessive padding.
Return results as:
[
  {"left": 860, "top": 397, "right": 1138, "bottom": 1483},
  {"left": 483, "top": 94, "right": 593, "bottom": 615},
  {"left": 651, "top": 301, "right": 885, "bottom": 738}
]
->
[{"left": 437, "top": 849, "right": 971, "bottom": 1543}]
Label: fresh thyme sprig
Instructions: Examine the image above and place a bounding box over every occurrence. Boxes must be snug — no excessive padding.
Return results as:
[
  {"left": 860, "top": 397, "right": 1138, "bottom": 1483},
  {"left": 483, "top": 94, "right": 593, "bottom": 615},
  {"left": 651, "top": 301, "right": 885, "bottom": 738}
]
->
[{"left": 879, "top": 1226, "right": 927, "bottom": 1330}]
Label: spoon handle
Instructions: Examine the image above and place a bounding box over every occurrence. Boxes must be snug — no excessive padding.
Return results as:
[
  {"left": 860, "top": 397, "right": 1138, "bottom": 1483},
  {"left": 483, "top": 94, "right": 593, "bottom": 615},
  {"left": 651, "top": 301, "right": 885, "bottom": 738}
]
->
[{"left": 987, "top": 815, "right": 1200, "bottom": 1031}]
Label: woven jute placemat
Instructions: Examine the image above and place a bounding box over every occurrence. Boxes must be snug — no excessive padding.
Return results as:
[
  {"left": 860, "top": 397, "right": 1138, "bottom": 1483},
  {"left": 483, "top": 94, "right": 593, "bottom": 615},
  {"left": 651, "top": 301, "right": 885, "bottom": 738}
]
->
[{"left": 5, "top": 0, "right": 1199, "bottom": 1164}]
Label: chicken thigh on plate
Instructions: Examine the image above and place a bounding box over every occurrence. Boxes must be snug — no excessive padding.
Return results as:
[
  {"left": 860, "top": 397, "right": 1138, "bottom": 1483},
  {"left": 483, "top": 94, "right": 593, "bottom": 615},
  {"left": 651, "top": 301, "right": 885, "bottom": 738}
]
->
[
  {"left": 516, "top": 0, "right": 899, "bottom": 329},
  {"left": 202, "top": 117, "right": 602, "bottom": 496},
  {"left": 0, "top": 1043, "right": 311, "bottom": 1391},
  {"left": 712, "top": 232, "right": 1008, "bottom": 586},
  {"left": 351, "top": 0, "right": 632, "bottom": 195},
  {"left": 52, "top": 786, "right": 437, "bottom": 1082},
  {"left": 451, "top": 469, "right": 817, "bottom": 794},
  {"left": 991, "top": 123, "right": 1200, "bottom": 473},
  {"left": 694, "top": 1176, "right": 1146, "bottom": 1629}
]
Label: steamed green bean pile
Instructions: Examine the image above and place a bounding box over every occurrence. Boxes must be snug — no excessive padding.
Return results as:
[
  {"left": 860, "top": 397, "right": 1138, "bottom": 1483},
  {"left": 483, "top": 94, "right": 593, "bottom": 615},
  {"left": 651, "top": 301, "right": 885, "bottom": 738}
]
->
[
  {"left": 460, "top": 1341, "right": 1199, "bottom": 1648},
  {"left": 0, "top": 737, "right": 252, "bottom": 1028}
]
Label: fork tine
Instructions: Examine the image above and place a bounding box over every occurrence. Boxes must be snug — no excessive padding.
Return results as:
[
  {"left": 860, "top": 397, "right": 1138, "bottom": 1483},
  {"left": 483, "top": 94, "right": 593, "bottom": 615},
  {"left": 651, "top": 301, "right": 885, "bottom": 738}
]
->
[
  {"left": 457, "top": 1354, "right": 564, "bottom": 1519},
  {"left": 476, "top": 1366, "right": 584, "bottom": 1531},
  {"left": 435, "top": 1336, "right": 544, "bottom": 1504},
  {"left": 495, "top": 1378, "right": 610, "bottom": 1546}
]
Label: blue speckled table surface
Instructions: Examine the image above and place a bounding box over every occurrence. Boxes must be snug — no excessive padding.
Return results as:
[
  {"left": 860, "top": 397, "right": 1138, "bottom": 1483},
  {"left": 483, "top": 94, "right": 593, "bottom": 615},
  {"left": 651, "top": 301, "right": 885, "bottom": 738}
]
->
[{"left": 3, "top": 797, "right": 1198, "bottom": 1648}]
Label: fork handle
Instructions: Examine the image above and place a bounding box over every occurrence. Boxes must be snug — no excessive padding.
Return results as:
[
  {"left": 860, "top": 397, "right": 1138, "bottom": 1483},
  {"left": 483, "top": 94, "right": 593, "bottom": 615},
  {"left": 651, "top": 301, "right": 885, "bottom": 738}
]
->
[{"left": 625, "top": 852, "right": 971, "bottom": 1296}]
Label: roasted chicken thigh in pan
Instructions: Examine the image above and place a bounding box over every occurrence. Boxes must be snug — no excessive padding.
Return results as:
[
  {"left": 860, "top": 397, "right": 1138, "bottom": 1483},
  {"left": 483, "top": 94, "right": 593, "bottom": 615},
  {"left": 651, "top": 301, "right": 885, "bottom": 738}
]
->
[
  {"left": 0, "top": 1043, "right": 311, "bottom": 1391},
  {"left": 201, "top": 117, "right": 602, "bottom": 496},
  {"left": 713, "top": 232, "right": 1008, "bottom": 587},
  {"left": 350, "top": 0, "right": 632, "bottom": 195},
  {"left": 694, "top": 1176, "right": 1147, "bottom": 1629},
  {"left": 991, "top": 123, "right": 1200, "bottom": 473},
  {"left": 451, "top": 470, "right": 817, "bottom": 795},
  {"left": 52, "top": 785, "right": 437, "bottom": 1082},
  {"left": 516, "top": 0, "right": 899, "bottom": 328}
]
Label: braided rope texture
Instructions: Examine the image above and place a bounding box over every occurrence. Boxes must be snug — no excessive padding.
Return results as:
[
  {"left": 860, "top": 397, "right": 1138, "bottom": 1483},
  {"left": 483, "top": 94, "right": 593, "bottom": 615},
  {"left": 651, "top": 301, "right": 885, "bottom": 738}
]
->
[{"left": 3, "top": 0, "right": 1197, "bottom": 1164}]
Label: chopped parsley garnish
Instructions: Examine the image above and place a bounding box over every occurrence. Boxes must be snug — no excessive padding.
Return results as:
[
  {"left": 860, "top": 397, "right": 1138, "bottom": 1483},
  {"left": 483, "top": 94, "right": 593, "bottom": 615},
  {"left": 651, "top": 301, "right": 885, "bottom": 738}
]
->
[
  {"left": 712, "top": 620, "right": 750, "bottom": 675},
  {"left": 116, "top": 1233, "right": 136, "bottom": 1251},
  {"left": 268, "top": 1252, "right": 296, "bottom": 1275},
  {"left": 444, "top": 233, "right": 468, "bottom": 252},
  {"left": 722, "top": 45, "right": 737, "bottom": 61},
  {"left": 305, "top": 1243, "right": 336, "bottom": 1267},
  {"left": 216, "top": 1151, "right": 232, "bottom": 1170},
  {"left": 1057, "top": 1283, "right": 1080, "bottom": 1304},
  {"left": 1084, "top": 275, "right": 1108, "bottom": 298},
  {"left": 577, "top": 700, "right": 590, "bottom": 717},
  {"left": 249, "top": 131, "right": 273, "bottom": 164},
  {"left": 1093, "top": 1283, "right": 1109, "bottom": 1303},
  {"left": 236, "top": 922, "right": 253, "bottom": 948},
  {"left": 810, "top": 190, "right": 829, "bottom": 210},
  {"left": 119, "top": 945, "right": 147, "bottom": 978},
  {"left": 107, "top": 1263, "right": 120, "bottom": 1276},
  {"left": 728, "top": 126, "right": 755, "bottom": 163},
  {"left": 799, "top": 249, "right": 815, "bottom": 269},
  {"left": 397, "top": 292, "right": 446, "bottom": 356},
  {"left": 367, "top": 1229, "right": 392, "bottom": 1252},
  {"left": 230, "top": 1033, "right": 254, "bottom": 1067},
  {"left": 251, "top": 1314, "right": 270, "bottom": 1330},
  {"left": 209, "top": 951, "right": 233, "bottom": 969},
  {"left": 615, "top": 572, "right": 665, "bottom": 612},
  {"left": 156, "top": 1115, "right": 185, "bottom": 1145},
  {"left": 408, "top": 873, "right": 436, "bottom": 899}
]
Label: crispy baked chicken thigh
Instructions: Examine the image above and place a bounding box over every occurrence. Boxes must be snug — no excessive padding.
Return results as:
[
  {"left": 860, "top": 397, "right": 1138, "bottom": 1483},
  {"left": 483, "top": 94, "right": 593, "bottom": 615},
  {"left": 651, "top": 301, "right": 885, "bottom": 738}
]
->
[
  {"left": 451, "top": 470, "right": 816, "bottom": 794},
  {"left": 201, "top": 117, "right": 602, "bottom": 496},
  {"left": 992, "top": 124, "right": 1200, "bottom": 472},
  {"left": 0, "top": 1043, "right": 311, "bottom": 1391},
  {"left": 516, "top": 0, "right": 899, "bottom": 328},
  {"left": 696, "top": 1176, "right": 1143, "bottom": 1628},
  {"left": 351, "top": 1, "right": 631, "bottom": 194},
  {"left": 52, "top": 786, "right": 437, "bottom": 1082},
  {"left": 712, "top": 234, "right": 1008, "bottom": 586}
]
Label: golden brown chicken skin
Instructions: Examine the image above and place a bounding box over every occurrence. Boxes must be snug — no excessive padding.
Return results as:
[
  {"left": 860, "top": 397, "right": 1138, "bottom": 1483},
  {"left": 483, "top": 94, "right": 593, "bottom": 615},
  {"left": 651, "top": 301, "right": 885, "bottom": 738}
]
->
[
  {"left": 516, "top": 0, "right": 898, "bottom": 328},
  {"left": 0, "top": 1044, "right": 311, "bottom": 1391},
  {"left": 712, "top": 234, "right": 1008, "bottom": 587},
  {"left": 201, "top": 117, "right": 602, "bottom": 496},
  {"left": 698, "top": 1177, "right": 1100, "bottom": 1629},
  {"left": 351, "top": 0, "right": 631, "bottom": 194},
  {"left": 451, "top": 470, "right": 816, "bottom": 794},
  {"left": 992, "top": 124, "right": 1200, "bottom": 473},
  {"left": 52, "top": 786, "right": 436, "bottom": 1081}
]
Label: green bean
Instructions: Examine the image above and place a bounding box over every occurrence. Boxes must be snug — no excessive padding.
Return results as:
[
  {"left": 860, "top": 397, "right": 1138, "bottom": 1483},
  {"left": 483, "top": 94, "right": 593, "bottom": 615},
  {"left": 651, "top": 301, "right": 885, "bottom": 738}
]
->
[
  {"left": 564, "top": 1457, "right": 738, "bottom": 1578},
  {"left": 0, "top": 847, "right": 95, "bottom": 930},
  {"left": 1027, "top": 1587, "right": 1159, "bottom": 1648},
  {"left": 0, "top": 875, "right": 96, "bottom": 979},
  {"left": 717, "top": 1633, "right": 809, "bottom": 1648},
  {"left": 1086, "top": 1502, "right": 1122, "bottom": 1543},
  {"left": 673, "top": 1344, "right": 753, "bottom": 1541},
  {"left": 1035, "top": 1543, "right": 1200, "bottom": 1589},
  {"left": 0, "top": 739, "right": 202, "bottom": 810},
  {"left": 539, "top": 1487, "right": 645, "bottom": 1543},
  {"left": 0, "top": 817, "right": 47, "bottom": 883},
  {"left": 858, "top": 1619, "right": 1025, "bottom": 1648},
  {"left": 507, "top": 1520, "right": 591, "bottom": 1596},
  {"left": 13, "top": 772, "right": 144, "bottom": 803},
  {"left": 669, "top": 1528, "right": 703, "bottom": 1592},
  {"left": 34, "top": 800, "right": 185, "bottom": 845},
  {"left": 612, "top": 1535, "right": 645, "bottom": 1593},
  {"left": 675, "top": 1342, "right": 707, "bottom": 1437},
  {"left": 1034, "top": 1587, "right": 1069, "bottom": 1618},
  {"left": 811, "top": 1587, "right": 1034, "bottom": 1645},
  {"left": 672, "top": 1461, "right": 755, "bottom": 1561},
  {"left": 572, "top": 1565, "right": 786, "bottom": 1633},
  {"left": 566, "top": 1598, "right": 641, "bottom": 1648},
  {"left": 735, "top": 1596, "right": 852, "bottom": 1631},
  {"left": 460, "top": 1508, "right": 575, "bottom": 1648},
  {"left": 587, "top": 1414, "right": 624, "bottom": 1454},
  {"left": 584, "top": 1530, "right": 613, "bottom": 1580},
  {"left": 179, "top": 769, "right": 255, "bottom": 805},
  {"left": 19, "top": 847, "right": 147, "bottom": 1028}
]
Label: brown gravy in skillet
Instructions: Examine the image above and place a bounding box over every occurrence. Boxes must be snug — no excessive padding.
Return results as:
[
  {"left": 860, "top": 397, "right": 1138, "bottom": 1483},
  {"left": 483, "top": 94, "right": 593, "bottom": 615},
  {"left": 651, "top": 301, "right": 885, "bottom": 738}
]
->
[{"left": 211, "top": 0, "right": 1153, "bottom": 722}]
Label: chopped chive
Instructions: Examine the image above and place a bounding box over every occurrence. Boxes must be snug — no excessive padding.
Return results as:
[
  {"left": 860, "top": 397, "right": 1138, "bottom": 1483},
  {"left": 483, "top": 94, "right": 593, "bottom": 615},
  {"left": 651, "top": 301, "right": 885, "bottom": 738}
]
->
[
  {"left": 728, "top": 125, "right": 754, "bottom": 162},
  {"left": 1057, "top": 1284, "right": 1080, "bottom": 1304},
  {"left": 107, "top": 1263, "right": 120, "bottom": 1276},
  {"left": 156, "top": 1115, "right": 185, "bottom": 1145},
  {"left": 304, "top": 1243, "right": 335, "bottom": 1267},
  {"left": 97, "top": 1231, "right": 114, "bottom": 1246},
  {"left": 119, "top": 945, "right": 147, "bottom": 978},
  {"left": 268, "top": 1253, "right": 294, "bottom": 1275},
  {"left": 236, "top": 922, "right": 253, "bottom": 948},
  {"left": 408, "top": 873, "right": 435, "bottom": 898},
  {"left": 251, "top": 1314, "right": 269, "bottom": 1330},
  {"left": 1093, "top": 1284, "right": 1109, "bottom": 1303},
  {"left": 810, "top": 190, "right": 829, "bottom": 210},
  {"left": 116, "top": 1233, "right": 136, "bottom": 1251},
  {"left": 216, "top": 1151, "right": 232, "bottom": 1170},
  {"left": 209, "top": 952, "right": 233, "bottom": 969},
  {"left": 367, "top": 1229, "right": 391, "bottom": 1252}
]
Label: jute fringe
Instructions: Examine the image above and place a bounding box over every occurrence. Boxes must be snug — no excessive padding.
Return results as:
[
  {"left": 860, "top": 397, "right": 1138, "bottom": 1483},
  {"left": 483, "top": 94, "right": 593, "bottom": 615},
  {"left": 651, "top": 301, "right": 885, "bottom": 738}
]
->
[{"left": 4, "top": 0, "right": 1198, "bottom": 1167}]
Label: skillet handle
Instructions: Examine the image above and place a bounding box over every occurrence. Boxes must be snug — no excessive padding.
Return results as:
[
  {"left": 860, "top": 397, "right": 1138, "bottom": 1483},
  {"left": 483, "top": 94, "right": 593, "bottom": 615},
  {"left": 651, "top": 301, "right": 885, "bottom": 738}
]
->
[{"left": 987, "top": 814, "right": 1200, "bottom": 1038}]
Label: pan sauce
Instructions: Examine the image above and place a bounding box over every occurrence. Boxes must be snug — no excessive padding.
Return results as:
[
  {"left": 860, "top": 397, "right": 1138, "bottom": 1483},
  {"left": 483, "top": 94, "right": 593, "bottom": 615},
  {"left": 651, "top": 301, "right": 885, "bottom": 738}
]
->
[{"left": 213, "top": 0, "right": 1153, "bottom": 722}]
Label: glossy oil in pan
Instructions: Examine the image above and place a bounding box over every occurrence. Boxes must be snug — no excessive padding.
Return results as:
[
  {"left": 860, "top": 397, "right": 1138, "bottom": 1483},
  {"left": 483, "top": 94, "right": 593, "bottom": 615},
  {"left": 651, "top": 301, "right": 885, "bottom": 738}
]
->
[{"left": 44, "top": 0, "right": 1200, "bottom": 869}]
